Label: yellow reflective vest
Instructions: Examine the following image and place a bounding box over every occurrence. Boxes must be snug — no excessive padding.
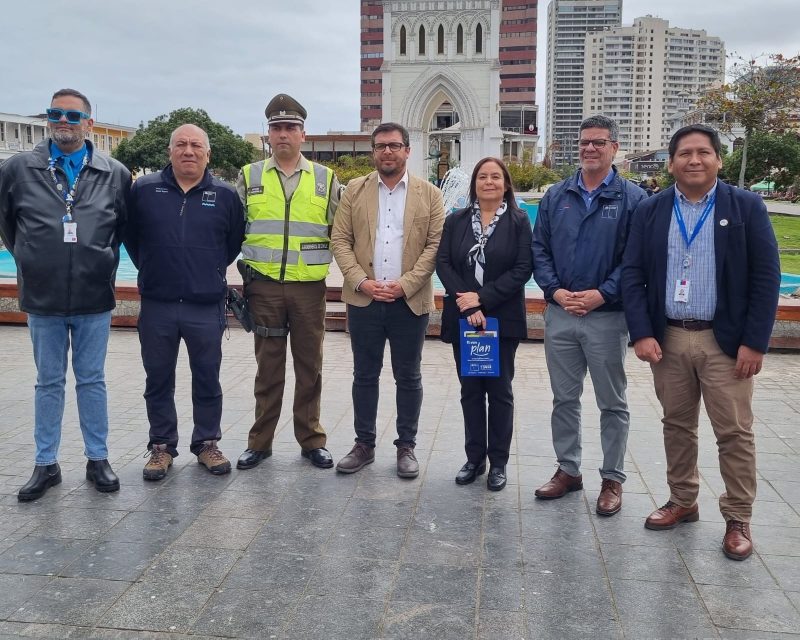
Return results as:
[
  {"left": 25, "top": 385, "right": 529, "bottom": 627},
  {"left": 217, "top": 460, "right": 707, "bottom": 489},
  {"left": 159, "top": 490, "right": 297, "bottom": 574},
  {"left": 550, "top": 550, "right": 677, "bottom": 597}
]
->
[{"left": 241, "top": 161, "right": 333, "bottom": 282}]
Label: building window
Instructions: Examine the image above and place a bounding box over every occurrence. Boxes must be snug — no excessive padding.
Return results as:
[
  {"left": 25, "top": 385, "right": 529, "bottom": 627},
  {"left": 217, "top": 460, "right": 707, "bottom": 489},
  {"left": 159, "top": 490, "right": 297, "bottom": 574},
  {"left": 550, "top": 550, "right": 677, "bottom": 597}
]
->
[
  {"left": 457, "top": 24, "right": 463, "bottom": 53},
  {"left": 476, "top": 24, "right": 483, "bottom": 53},
  {"left": 419, "top": 25, "right": 425, "bottom": 55},
  {"left": 26, "top": 125, "right": 32, "bottom": 144},
  {"left": 437, "top": 25, "right": 444, "bottom": 54},
  {"left": 400, "top": 25, "right": 406, "bottom": 55}
]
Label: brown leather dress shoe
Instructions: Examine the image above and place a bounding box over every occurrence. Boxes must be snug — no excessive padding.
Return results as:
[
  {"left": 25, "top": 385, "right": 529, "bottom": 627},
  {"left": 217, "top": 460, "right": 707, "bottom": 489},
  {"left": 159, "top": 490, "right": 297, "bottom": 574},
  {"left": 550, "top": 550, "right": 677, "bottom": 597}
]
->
[
  {"left": 644, "top": 501, "right": 699, "bottom": 530},
  {"left": 723, "top": 520, "right": 753, "bottom": 561},
  {"left": 596, "top": 479, "right": 622, "bottom": 516},
  {"left": 534, "top": 469, "right": 583, "bottom": 499}
]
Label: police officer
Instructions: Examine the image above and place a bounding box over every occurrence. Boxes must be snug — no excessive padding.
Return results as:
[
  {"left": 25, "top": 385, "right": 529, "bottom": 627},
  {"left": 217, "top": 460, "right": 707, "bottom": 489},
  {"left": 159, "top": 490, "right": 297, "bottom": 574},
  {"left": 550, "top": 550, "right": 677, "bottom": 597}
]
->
[{"left": 236, "top": 94, "right": 340, "bottom": 470}]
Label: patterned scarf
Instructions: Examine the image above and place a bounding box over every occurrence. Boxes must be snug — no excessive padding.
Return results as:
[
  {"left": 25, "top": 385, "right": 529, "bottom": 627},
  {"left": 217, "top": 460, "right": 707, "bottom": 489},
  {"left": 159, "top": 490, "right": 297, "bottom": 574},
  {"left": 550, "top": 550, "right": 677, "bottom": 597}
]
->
[{"left": 466, "top": 201, "right": 507, "bottom": 285}]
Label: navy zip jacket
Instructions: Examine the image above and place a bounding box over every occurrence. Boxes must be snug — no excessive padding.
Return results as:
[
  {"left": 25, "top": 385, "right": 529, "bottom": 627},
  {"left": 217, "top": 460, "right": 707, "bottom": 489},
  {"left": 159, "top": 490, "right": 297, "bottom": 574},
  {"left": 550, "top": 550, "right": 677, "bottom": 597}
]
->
[
  {"left": 124, "top": 165, "right": 245, "bottom": 303},
  {"left": 532, "top": 167, "right": 647, "bottom": 311}
]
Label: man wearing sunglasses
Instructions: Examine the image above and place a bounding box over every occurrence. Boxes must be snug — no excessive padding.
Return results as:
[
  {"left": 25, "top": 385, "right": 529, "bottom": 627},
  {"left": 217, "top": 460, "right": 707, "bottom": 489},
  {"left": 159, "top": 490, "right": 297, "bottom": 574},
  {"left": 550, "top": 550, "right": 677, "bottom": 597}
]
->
[
  {"left": 532, "top": 115, "right": 646, "bottom": 516},
  {"left": 331, "top": 123, "right": 444, "bottom": 478},
  {"left": 0, "top": 88, "right": 131, "bottom": 501}
]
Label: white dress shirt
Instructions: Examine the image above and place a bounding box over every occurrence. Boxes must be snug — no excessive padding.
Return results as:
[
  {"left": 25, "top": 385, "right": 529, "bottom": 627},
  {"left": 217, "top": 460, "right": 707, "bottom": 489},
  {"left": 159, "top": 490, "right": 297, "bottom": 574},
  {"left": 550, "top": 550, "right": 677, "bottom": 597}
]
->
[{"left": 373, "top": 172, "right": 408, "bottom": 282}]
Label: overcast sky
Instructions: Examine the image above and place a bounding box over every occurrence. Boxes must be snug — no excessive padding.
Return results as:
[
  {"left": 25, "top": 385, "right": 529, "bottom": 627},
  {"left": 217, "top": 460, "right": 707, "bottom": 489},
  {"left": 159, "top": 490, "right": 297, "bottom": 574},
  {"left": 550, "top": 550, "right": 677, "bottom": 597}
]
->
[{"left": 2, "top": 1, "right": 798, "bottom": 137}]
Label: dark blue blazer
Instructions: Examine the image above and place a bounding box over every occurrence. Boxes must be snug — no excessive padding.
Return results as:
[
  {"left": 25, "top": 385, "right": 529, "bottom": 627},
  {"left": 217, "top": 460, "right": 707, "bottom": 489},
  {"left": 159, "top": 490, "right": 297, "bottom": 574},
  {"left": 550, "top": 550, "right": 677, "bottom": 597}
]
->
[{"left": 621, "top": 181, "right": 780, "bottom": 358}]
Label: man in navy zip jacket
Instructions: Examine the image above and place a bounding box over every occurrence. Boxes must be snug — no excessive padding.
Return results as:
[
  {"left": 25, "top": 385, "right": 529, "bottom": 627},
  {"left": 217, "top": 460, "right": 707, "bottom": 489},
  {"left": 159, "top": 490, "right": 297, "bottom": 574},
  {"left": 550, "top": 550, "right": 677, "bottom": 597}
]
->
[
  {"left": 533, "top": 115, "right": 646, "bottom": 516},
  {"left": 125, "top": 124, "right": 245, "bottom": 480}
]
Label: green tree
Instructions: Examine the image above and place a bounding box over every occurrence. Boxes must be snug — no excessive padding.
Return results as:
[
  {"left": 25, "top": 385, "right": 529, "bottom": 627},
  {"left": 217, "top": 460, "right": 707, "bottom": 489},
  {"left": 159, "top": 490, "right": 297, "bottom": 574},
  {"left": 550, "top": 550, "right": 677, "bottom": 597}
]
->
[
  {"left": 721, "top": 132, "right": 800, "bottom": 190},
  {"left": 113, "top": 108, "right": 255, "bottom": 181},
  {"left": 698, "top": 53, "right": 800, "bottom": 188},
  {"left": 318, "top": 155, "right": 374, "bottom": 184}
]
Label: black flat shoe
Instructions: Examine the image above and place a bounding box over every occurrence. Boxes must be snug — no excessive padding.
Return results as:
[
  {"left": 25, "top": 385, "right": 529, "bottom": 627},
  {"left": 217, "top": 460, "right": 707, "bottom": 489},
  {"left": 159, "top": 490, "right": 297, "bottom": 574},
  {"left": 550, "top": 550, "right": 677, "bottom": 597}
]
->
[
  {"left": 455, "top": 461, "right": 486, "bottom": 485},
  {"left": 302, "top": 447, "right": 334, "bottom": 469},
  {"left": 237, "top": 448, "right": 271, "bottom": 470},
  {"left": 18, "top": 463, "right": 62, "bottom": 501},
  {"left": 86, "top": 459, "right": 120, "bottom": 493},
  {"left": 487, "top": 466, "right": 507, "bottom": 491}
]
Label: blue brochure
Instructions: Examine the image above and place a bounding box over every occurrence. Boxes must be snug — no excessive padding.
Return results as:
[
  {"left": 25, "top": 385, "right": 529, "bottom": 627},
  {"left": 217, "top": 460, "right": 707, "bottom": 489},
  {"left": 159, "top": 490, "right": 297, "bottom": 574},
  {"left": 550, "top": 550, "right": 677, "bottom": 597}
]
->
[{"left": 459, "top": 317, "right": 500, "bottom": 377}]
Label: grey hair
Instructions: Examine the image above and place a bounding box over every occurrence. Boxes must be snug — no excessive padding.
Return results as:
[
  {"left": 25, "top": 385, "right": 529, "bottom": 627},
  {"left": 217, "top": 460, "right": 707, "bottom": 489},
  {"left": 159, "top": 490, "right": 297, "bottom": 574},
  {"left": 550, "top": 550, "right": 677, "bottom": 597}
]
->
[
  {"left": 579, "top": 115, "right": 619, "bottom": 141},
  {"left": 51, "top": 88, "right": 91, "bottom": 115},
  {"left": 168, "top": 124, "right": 211, "bottom": 150}
]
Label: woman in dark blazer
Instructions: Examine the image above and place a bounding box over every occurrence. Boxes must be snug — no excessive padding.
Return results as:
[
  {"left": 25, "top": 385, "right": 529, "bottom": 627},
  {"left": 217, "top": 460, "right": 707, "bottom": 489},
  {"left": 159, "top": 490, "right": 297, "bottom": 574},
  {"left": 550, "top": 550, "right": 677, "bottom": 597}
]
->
[{"left": 436, "top": 157, "right": 533, "bottom": 491}]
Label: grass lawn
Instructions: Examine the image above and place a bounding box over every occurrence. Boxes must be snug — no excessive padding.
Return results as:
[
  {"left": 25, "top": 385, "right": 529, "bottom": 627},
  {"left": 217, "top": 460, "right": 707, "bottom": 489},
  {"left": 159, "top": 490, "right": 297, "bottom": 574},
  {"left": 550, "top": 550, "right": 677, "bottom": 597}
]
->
[{"left": 770, "top": 214, "right": 800, "bottom": 274}]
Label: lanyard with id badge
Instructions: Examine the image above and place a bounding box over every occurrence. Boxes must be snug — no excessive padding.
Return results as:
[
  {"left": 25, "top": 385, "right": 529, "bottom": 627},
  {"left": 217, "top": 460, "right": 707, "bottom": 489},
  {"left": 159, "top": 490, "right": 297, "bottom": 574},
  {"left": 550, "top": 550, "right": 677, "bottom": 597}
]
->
[
  {"left": 48, "top": 153, "right": 88, "bottom": 244},
  {"left": 672, "top": 194, "right": 715, "bottom": 304},
  {"left": 459, "top": 317, "right": 500, "bottom": 377}
]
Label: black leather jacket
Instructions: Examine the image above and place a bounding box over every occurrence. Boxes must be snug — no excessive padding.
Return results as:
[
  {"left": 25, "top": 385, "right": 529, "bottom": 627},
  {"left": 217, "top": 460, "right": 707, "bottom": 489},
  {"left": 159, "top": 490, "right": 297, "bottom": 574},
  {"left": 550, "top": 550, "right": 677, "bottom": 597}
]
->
[{"left": 0, "top": 140, "right": 131, "bottom": 315}]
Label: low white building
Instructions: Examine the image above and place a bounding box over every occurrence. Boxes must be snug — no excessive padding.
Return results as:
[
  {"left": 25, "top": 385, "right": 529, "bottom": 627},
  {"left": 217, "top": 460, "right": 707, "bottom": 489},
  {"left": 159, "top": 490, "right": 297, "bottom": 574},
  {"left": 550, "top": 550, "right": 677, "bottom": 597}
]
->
[{"left": 0, "top": 113, "right": 48, "bottom": 163}]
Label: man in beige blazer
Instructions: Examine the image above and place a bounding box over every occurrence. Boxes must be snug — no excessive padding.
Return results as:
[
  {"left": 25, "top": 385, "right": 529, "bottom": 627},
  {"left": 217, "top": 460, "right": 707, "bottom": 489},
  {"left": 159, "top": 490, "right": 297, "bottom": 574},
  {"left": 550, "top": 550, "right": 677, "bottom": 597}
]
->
[{"left": 331, "top": 122, "right": 445, "bottom": 478}]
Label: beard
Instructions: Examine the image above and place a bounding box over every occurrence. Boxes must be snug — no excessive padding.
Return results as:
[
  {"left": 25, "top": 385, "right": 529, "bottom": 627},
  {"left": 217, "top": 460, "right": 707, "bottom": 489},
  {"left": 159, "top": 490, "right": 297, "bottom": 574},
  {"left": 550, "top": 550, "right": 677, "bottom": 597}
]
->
[{"left": 51, "top": 128, "right": 85, "bottom": 150}]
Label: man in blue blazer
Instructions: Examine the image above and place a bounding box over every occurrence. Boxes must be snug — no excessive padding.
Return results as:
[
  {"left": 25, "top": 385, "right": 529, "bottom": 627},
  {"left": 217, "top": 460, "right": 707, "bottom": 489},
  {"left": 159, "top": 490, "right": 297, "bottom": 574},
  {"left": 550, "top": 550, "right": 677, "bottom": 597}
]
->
[{"left": 621, "top": 124, "right": 780, "bottom": 560}]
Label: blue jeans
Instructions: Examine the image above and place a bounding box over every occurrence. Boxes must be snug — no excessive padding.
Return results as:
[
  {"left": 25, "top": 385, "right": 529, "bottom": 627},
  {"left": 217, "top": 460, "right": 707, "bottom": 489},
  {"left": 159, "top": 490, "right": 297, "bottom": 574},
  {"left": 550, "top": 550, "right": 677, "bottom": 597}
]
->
[
  {"left": 27, "top": 312, "right": 112, "bottom": 465},
  {"left": 347, "top": 301, "right": 428, "bottom": 448}
]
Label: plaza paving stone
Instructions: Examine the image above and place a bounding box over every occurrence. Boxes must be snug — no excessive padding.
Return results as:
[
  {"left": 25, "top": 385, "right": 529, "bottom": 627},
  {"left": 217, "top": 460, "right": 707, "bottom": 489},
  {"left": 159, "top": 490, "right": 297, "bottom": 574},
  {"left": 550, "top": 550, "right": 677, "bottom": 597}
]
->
[{"left": 0, "top": 324, "right": 798, "bottom": 638}]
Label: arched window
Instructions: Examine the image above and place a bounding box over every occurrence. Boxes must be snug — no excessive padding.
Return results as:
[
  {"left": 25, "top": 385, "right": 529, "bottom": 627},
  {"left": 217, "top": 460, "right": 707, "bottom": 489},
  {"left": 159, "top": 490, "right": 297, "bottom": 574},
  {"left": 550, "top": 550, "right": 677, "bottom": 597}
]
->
[
  {"left": 419, "top": 25, "right": 425, "bottom": 55},
  {"left": 457, "top": 24, "right": 464, "bottom": 54},
  {"left": 400, "top": 25, "right": 406, "bottom": 55},
  {"left": 437, "top": 24, "right": 444, "bottom": 54},
  {"left": 476, "top": 23, "right": 483, "bottom": 53}
]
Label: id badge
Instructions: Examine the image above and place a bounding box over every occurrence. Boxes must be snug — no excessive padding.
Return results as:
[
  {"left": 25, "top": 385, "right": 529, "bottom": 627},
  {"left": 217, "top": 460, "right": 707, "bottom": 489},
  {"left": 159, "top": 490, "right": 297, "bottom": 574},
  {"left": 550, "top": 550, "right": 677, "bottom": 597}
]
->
[
  {"left": 673, "top": 278, "right": 689, "bottom": 303},
  {"left": 63, "top": 222, "right": 77, "bottom": 243}
]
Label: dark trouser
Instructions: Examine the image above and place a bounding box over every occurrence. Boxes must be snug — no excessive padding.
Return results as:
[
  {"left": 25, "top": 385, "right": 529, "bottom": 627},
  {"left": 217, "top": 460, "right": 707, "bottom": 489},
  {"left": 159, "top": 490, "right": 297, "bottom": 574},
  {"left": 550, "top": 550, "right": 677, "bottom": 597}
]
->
[
  {"left": 452, "top": 338, "right": 519, "bottom": 467},
  {"left": 246, "top": 278, "right": 327, "bottom": 452},
  {"left": 347, "top": 301, "right": 428, "bottom": 448},
  {"left": 138, "top": 298, "right": 226, "bottom": 457}
]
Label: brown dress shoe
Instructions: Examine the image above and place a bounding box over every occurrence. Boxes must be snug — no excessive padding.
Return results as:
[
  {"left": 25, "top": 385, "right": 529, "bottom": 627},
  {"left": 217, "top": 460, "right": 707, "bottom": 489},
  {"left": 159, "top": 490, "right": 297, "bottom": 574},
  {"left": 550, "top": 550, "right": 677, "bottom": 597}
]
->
[
  {"left": 596, "top": 479, "right": 622, "bottom": 516},
  {"left": 534, "top": 469, "right": 583, "bottom": 499},
  {"left": 723, "top": 520, "right": 753, "bottom": 561},
  {"left": 644, "top": 501, "right": 699, "bottom": 530}
]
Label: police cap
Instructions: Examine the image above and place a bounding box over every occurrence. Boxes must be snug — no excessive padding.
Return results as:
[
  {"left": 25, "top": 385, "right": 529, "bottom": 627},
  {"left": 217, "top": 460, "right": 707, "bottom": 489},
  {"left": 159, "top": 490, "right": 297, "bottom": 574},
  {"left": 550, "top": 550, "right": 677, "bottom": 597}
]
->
[{"left": 265, "top": 94, "right": 307, "bottom": 126}]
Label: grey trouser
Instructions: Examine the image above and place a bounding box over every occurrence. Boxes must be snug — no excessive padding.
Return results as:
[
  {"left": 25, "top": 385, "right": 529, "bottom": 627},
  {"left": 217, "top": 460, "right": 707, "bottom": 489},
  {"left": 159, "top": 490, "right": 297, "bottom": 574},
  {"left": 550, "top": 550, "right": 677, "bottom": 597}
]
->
[{"left": 543, "top": 304, "right": 630, "bottom": 483}]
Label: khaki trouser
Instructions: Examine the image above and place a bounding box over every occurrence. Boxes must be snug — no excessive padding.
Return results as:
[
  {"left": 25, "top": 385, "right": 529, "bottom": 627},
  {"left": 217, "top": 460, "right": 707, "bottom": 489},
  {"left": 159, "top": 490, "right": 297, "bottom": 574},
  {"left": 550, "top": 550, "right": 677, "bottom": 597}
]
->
[
  {"left": 652, "top": 326, "right": 756, "bottom": 522},
  {"left": 245, "top": 278, "right": 328, "bottom": 452}
]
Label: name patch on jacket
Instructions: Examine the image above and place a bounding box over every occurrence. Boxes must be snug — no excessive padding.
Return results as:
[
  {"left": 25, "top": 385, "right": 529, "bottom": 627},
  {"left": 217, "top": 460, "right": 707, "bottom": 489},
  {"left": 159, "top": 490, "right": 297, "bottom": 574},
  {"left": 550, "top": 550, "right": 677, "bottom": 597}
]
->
[
  {"left": 155, "top": 187, "right": 169, "bottom": 194},
  {"left": 601, "top": 204, "right": 619, "bottom": 219},
  {"left": 202, "top": 191, "right": 217, "bottom": 207},
  {"left": 300, "top": 242, "right": 329, "bottom": 251},
  {"left": 248, "top": 186, "right": 264, "bottom": 195}
]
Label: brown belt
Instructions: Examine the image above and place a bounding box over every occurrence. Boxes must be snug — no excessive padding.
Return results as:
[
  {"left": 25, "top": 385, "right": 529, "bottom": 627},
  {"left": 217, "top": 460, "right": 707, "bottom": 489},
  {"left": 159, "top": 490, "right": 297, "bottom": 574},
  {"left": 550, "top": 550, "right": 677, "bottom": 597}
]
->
[{"left": 666, "top": 318, "right": 713, "bottom": 331}]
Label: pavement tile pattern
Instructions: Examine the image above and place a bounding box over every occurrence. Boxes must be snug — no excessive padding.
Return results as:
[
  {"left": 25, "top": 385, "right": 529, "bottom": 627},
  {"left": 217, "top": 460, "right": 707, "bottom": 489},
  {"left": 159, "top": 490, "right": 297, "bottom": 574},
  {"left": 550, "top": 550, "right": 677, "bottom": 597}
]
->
[{"left": 0, "top": 325, "right": 798, "bottom": 639}]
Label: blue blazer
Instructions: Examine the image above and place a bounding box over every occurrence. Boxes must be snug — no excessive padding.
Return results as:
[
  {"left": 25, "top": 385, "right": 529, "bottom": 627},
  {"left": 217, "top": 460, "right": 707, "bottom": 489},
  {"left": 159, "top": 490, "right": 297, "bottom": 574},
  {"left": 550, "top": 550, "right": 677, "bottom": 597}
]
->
[{"left": 621, "top": 181, "right": 780, "bottom": 358}]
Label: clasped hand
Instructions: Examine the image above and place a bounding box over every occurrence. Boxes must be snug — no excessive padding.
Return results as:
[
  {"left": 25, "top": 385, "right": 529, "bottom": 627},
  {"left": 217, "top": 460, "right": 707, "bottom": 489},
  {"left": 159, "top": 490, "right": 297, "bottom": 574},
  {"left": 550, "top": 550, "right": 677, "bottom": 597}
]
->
[{"left": 361, "top": 279, "right": 405, "bottom": 302}]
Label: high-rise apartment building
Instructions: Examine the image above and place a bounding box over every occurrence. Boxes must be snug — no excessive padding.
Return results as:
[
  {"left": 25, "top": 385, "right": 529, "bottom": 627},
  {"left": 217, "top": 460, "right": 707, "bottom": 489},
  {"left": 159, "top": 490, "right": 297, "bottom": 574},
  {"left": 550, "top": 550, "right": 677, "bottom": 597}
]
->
[
  {"left": 360, "top": 0, "right": 538, "bottom": 134},
  {"left": 583, "top": 16, "right": 725, "bottom": 154},
  {"left": 545, "top": 0, "right": 621, "bottom": 167}
]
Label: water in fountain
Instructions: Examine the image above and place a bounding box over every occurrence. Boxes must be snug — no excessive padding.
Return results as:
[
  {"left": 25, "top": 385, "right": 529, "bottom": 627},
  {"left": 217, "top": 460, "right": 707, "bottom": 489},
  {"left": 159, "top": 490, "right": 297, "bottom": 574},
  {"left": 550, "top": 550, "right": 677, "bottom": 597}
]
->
[{"left": 440, "top": 167, "right": 471, "bottom": 213}]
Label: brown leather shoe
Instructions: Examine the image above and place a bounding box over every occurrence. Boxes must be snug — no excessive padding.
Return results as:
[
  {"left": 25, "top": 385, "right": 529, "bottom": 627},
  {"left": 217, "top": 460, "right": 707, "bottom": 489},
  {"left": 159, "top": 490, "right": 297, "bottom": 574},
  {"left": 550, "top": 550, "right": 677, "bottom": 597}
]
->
[
  {"left": 534, "top": 469, "right": 583, "bottom": 499},
  {"left": 723, "top": 520, "right": 753, "bottom": 561},
  {"left": 336, "top": 443, "right": 375, "bottom": 474},
  {"left": 644, "top": 501, "right": 699, "bottom": 530},
  {"left": 396, "top": 447, "right": 419, "bottom": 479},
  {"left": 596, "top": 479, "right": 622, "bottom": 516}
]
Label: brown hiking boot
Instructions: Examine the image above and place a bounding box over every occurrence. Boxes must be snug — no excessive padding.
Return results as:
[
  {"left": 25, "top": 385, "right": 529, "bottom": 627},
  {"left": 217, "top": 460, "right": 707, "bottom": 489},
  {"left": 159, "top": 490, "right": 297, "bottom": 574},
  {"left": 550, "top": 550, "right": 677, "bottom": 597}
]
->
[
  {"left": 197, "top": 441, "right": 231, "bottom": 475},
  {"left": 143, "top": 444, "right": 173, "bottom": 481},
  {"left": 336, "top": 443, "right": 375, "bottom": 474},
  {"left": 396, "top": 446, "right": 419, "bottom": 479}
]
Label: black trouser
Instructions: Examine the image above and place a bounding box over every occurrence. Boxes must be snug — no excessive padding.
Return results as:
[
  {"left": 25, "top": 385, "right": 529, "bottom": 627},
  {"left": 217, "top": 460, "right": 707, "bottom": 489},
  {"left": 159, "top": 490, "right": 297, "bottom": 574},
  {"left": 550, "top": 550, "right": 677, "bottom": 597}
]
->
[
  {"left": 138, "top": 298, "right": 226, "bottom": 457},
  {"left": 452, "top": 338, "right": 519, "bottom": 466},
  {"left": 347, "top": 301, "right": 428, "bottom": 448}
]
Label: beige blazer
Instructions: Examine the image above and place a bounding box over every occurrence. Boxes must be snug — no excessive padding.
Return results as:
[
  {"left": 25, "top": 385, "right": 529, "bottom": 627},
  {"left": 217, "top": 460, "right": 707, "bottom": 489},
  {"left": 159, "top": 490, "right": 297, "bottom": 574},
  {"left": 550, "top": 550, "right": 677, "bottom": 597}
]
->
[{"left": 331, "top": 171, "right": 445, "bottom": 316}]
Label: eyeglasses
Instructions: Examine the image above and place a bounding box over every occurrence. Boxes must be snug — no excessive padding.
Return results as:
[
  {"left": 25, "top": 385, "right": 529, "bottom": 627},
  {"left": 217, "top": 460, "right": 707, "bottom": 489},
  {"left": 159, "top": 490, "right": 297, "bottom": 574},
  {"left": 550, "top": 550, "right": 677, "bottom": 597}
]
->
[
  {"left": 46, "top": 108, "right": 90, "bottom": 124},
  {"left": 577, "top": 139, "right": 615, "bottom": 149},
  {"left": 373, "top": 142, "right": 406, "bottom": 152}
]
